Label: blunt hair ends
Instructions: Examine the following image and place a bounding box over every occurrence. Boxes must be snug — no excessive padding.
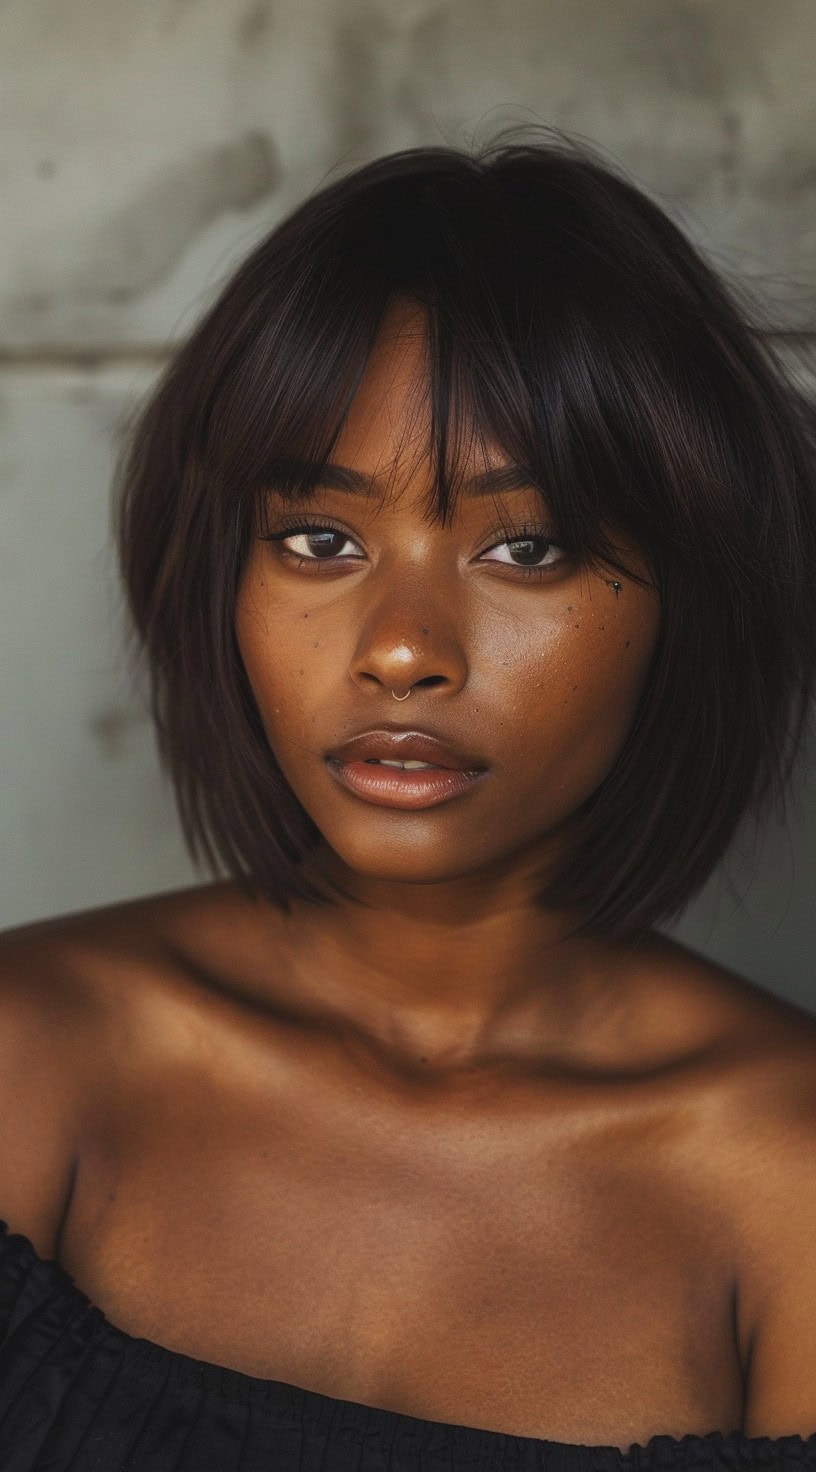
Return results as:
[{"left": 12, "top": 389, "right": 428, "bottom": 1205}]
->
[{"left": 114, "top": 126, "right": 816, "bottom": 941}]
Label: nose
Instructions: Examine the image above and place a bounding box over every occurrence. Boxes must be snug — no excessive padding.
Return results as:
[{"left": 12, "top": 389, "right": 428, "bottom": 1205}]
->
[{"left": 349, "top": 599, "right": 468, "bottom": 701}]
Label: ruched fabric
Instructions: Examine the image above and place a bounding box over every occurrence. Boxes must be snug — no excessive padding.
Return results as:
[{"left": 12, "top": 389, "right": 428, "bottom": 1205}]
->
[{"left": 1, "top": 1221, "right": 815, "bottom": 1471}]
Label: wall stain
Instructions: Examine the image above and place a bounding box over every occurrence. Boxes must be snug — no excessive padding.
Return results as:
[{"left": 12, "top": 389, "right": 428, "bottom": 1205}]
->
[
  {"left": 635, "top": 0, "right": 726, "bottom": 104},
  {"left": 333, "top": 4, "right": 448, "bottom": 162},
  {"left": 333, "top": 13, "right": 384, "bottom": 160},
  {"left": 717, "top": 106, "right": 743, "bottom": 200},
  {"left": 237, "top": 0, "right": 274, "bottom": 50},
  {"left": 66, "top": 131, "right": 280, "bottom": 305},
  {"left": 88, "top": 705, "right": 134, "bottom": 761}
]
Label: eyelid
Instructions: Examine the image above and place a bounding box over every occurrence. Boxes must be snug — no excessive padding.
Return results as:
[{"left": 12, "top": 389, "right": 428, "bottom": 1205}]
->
[
  {"left": 262, "top": 515, "right": 564, "bottom": 556},
  {"left": 262, "top": 514, "right": 355, "bottom": 540},
  {"left": 480, "top": 518, "right": 561, "bottom": 548},
  {"left": 260, "top": 519, "right": 571, "bottom": 583}
]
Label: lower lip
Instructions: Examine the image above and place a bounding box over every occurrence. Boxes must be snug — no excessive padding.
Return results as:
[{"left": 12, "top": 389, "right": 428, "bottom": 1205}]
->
[{"left": 326, "top": 758, "right": 490, "bottom": 809}]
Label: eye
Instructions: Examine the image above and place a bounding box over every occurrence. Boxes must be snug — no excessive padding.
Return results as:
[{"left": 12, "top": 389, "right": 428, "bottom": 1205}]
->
[
  {"left": 260, "top": 518, "right": 570, "bottom": 578},
  {"left": 480, "top": 526, "right": 568, "bottom": 575},
  {"left": 260, "top": 519, "right": 364, "bottom": 565}
]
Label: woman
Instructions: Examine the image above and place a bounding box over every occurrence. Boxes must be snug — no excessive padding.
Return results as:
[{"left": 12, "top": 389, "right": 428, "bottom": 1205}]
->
[{"left": 1, "top": 127, "right": 815, "bottom": 1470}]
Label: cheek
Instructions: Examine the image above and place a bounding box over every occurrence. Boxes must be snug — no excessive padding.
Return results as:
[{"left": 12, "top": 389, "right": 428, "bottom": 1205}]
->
[
  {"left": 235, "top": 573, "right": 286, "bottom": 729},
  {"left": 509, "top": 602, "right": 659, "bottom": 805},
  {"left": 234, "top": 569, "right": 332, "bottom": 750}
]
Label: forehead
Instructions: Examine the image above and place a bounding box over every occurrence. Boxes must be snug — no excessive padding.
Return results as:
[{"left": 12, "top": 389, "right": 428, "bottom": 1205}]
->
[{"left": 327, "top": 297, "right": 514, "bottom": 497}]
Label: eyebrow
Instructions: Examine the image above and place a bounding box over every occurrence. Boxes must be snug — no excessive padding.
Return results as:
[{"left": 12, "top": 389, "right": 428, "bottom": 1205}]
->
[{"left": 264, "top": 459, "right": 537, "bottom": 497}]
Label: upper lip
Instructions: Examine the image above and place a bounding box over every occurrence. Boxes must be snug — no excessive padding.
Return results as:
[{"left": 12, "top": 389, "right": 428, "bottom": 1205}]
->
[{"left": 326, "top": 725, "right": 488, "bottom": 771}]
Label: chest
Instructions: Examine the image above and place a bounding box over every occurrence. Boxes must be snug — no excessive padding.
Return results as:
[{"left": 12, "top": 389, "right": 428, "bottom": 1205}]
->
[{"left": 63, "top": 1060, "right": 744, "bottom": 1444}]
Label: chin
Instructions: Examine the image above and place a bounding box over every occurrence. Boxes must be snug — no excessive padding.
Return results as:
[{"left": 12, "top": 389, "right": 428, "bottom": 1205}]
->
[{"left": 324, "top": 838, "right": 489, "bottom": 886}]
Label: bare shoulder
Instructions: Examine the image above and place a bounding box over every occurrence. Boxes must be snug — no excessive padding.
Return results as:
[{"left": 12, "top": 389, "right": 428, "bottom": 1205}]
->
[
  {"left": 0, "top": 879, "right": 249, "bottom": 1016},
  {"left": 629, "top": 931, "right": 816, "bottom": 1436},
  {"left": 624, "top": 928, "right": 816, "bottom": 1076},
  {"left": 0, "top": 881, "right": 236, "bottom": 1255},
  {"left": 620, "top": 929, "right": 816, "bottom": 1259},
  {"left": 603, "top": 926, "right": 816, "bottom": 1135}
]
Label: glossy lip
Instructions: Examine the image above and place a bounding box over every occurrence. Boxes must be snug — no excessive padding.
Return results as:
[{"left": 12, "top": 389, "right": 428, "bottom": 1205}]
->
[
  {"left": 325, "top": 756, "right": 491, "bottom": 809},
  {"left": 325, "top": 726, "right": 488, "bottom": 771},
  {"left": 324, "top": 725, "right": 491, "bottom": 811}
]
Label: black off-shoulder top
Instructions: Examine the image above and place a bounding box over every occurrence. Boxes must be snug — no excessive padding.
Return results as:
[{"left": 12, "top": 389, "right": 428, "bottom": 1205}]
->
[{"left": 1, "top": 1220, "right": 814, "bottom": 1471}]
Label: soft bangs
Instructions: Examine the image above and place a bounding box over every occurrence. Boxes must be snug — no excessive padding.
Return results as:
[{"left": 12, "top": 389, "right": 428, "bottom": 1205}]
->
[
  {"left": 246, "top": 291, "right": 650, "bottom": 596},
  {"left": 195, "top": 137, "right": 754, "bottom": 605},
  {"left": 204, "top": 187, "right": 664, "bottom": 594}
]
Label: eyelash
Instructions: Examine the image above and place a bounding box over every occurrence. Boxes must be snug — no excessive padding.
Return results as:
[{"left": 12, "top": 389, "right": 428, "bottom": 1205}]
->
[{"left": 259, "top": 516, "right": 569, "bottom": 579}]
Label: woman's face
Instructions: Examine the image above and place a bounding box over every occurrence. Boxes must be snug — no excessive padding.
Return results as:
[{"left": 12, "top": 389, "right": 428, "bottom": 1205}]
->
[{"left": 235, "top": 299, "right": 661, "bottom": 892}]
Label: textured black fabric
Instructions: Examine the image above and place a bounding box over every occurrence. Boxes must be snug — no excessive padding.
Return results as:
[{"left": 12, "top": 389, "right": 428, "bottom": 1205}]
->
[{"left": 1, "top": 1220, "right": 815, "bottom": 1470}]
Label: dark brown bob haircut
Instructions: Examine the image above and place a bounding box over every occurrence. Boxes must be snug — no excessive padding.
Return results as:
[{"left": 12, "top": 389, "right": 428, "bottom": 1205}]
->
[{"left": 115, "top": 125, "right": 816, "bottom": 942}]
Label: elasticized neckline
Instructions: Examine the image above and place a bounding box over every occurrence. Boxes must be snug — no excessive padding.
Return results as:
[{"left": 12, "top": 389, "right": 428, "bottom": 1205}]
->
[{"left": 2, "top": 1217, "right": 814, "bottom": 1468}]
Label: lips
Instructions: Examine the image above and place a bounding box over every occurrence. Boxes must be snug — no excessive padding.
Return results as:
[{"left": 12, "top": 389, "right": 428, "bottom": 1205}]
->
[{"left": 325, "top": 727, "right": 488, "bottom": 772}]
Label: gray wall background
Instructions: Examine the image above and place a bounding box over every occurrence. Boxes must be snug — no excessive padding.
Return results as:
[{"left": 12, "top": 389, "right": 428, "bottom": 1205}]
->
[{"left": 1, "top": 0, "right": 814, "bottom": 1010}]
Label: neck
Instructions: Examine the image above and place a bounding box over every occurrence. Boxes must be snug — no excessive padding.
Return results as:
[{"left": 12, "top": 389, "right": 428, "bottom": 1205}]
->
[{"left": 270, "top": 842, "right": 637, "bottom": 1073}]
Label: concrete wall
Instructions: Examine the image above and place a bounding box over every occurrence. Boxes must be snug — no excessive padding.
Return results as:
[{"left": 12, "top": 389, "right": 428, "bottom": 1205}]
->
[{"left": 1, "top": 0, "right": 814, "bottom": 1009}]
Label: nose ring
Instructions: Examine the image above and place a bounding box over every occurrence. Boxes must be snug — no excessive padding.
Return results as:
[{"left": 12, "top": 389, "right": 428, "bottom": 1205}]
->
[{"left": 391, "top": 688, "right": 411, "bottom": 701}]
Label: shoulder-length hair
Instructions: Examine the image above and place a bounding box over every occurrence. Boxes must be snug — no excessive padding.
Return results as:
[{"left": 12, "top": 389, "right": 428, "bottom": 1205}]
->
[{"left": 114, "top": 126, "right": 816, "bottom": 941}]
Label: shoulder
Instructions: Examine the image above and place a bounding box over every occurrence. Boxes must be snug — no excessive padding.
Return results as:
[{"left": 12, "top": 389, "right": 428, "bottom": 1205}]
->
[
  {"left": 615, "top": 932, "right": 816, "bottom": 1253},
  {"left": 714, "top": 993, "right": 816, "bottom": 1437},
  {"left": 630, "top": 931, "right": 816, "bottom": 1171},
  {"left": 632, "top": 932, "right": 816, "bottom": 1436},
  {"left": 0, "top": 882, "right": 232, "bottom": 1255}
]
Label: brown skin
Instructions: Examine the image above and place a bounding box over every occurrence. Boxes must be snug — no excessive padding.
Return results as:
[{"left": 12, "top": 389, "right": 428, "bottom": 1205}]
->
[
  {"left": 1, "top": 298, "right": 816, "bottom": 1447},
  {"left": 233, "top": 298, "right": 662, "bottom": 1069}
]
